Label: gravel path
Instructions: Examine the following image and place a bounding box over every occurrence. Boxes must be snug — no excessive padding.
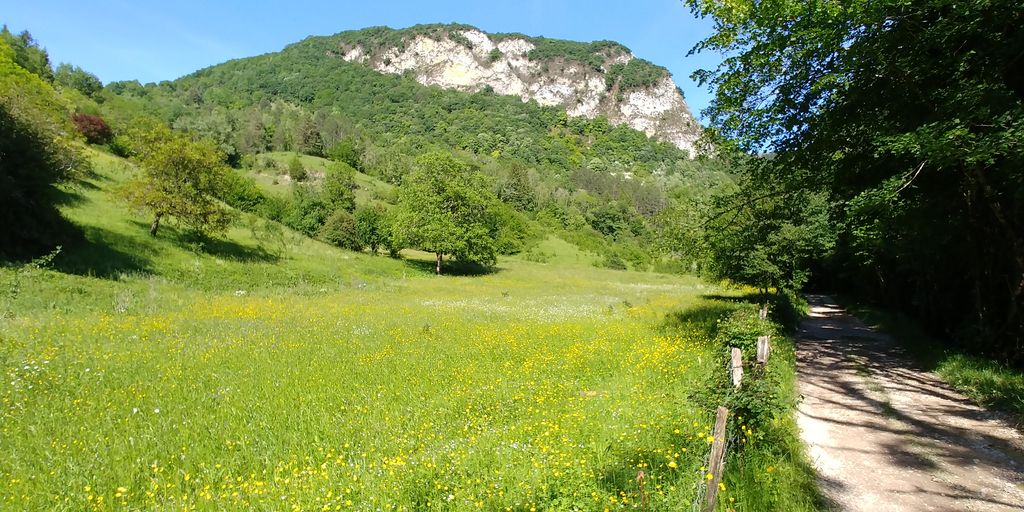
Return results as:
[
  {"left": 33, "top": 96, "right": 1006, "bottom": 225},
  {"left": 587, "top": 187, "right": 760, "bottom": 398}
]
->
[{"left": 796, "top": 295, "right": 1024, "bottom": 511}]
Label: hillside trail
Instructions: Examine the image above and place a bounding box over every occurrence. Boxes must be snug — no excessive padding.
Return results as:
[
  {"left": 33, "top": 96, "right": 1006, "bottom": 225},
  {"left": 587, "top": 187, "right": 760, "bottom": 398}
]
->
[{"left": 796, "top": 295, "right": 1024, "bottom": 511}]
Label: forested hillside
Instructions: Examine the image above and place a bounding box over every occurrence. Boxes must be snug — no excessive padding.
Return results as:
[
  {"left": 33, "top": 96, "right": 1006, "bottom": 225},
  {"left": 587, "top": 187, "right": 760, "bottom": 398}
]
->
[{"left": 4, "top": 23, "right": 730, "bottom": 275}]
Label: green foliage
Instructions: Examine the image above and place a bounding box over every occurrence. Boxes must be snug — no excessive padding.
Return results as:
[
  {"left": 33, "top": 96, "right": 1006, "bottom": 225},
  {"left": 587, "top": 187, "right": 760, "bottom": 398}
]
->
[
  {"left": 327, "top": 138, "right": 361, "bottom": 170},
  {"left": 134, "top": 32, "right": 689, "bottom": 175},
  {"left": 54, "top": 63, "right": 102, "bottom": 98},
  {"left": 523, "top": 38, "right": 627, "bottom": 71},
  {"left": 688, "top": 0, "right": 1024, "bottom": 361},
  {"left": 333, "top": 24, "right": 477, "bottom": 53},
  {"left": 0, "top": 40, "right": 85, "bottom": 258},
  {"left": 120, "top": 122, "right": 233, "bottom": 238},
  {"left": 318, "top": 209, "right": 362, "bottom": 251},
  {"left": 586, "top": 200, "right": 638, "bottom": 238},
  {"left": 703, "top": 163, "right": 836, "bottom": 291},
  {"left": 447, "top": 31, "right": 474, "bottom": 49},
  {"left": 604, "top": 58, "right": 667, "bottom": 91},
  {"left": 287, "top": 155, "right": 307, "bottom": 181},
  {"left": 282, "top": 185, "right": 331, "bottom": 238},
  {"left": 354, "top": 205, "right": 387, "bottom": 255},
  {"left": 393, "top": 152, "right": 502, "bottom": 272},
  {"left": 221, "top": 169, "right": 266, "bottom": 213},
  {"left": 596, "top": 254, "right": 627, "bottom": 271},
  {"left": 715, "top": 306, "right": 772, "bottom": 353},
  {"left": 487, "top": 48, "right": 502, "bottom": 62},
  {"left": 322, "top": 162, "right": 357, "bottom": 213},
  {"left": 494, "top": 163, "right": 536, "bottom": 212},
  {"left": 489, "top": 203, "right": 533, "bottom": 255},
  {"left": 0, "top": 26, "right": 53, "bottom": 82}
]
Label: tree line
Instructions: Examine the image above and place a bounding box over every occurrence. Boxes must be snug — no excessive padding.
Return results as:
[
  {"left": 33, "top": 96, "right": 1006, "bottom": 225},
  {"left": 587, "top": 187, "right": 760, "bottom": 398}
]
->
[{"left": 684, "top": 0, "right": 1024, "bottom": 364}]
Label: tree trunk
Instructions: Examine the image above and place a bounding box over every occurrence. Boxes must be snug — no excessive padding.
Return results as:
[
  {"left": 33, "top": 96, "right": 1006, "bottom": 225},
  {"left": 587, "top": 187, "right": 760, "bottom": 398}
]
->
[
  {"left": 435, "top": 252, "right": 443, "bottom": 275},
  {"left": 149, "top": 214, "right": 162, "bottom": 237}
]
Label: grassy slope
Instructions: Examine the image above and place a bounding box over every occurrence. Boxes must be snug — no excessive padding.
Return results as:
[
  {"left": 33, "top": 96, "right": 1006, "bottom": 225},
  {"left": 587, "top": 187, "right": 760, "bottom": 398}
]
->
[
  {"left": 250, "top": 152, "right": 396, "bottom": 206},
  {"left": 0, "top": 149, "right": 820, "bottom": 511}
]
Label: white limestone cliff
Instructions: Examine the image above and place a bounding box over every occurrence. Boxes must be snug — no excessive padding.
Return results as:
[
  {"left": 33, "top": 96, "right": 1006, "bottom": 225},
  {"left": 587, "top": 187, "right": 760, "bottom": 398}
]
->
[{"left": 338, "top": 29, "right": 702, "bottom": 155}]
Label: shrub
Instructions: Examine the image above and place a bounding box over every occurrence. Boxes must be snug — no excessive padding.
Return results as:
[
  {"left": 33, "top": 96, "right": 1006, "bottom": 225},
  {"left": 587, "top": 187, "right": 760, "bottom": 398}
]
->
[
  {"left": 522, "top": 248, "right": 552, "bottom": 263},
  {"left": 355, "top": 205, "right": 386, "bottom": 254},
  {"left": 107, "top": 135, "right": 133, "bottom": 157},
  {"left": 715, "top": 306, "right": 771, "bottom": 353},
  {"left": 71, "top": 113, "right": 112, "bottom": 144},
  {"left": 597, "top": 254, "right": 627, "bottom": 270},
  {"left": 256, "top": 194, "right": 290, "bottom": 222},
  {"left": 287, "top": 156, "right": 306, "bottom": 181},
  {"left": 448, "top": 31, "right": 474, "bottom": 49},
  {"left": 327, "top": 139, "right": 361, "bottom": 170},
  {"left": 220, "top": 171, "right": 265, "bottom": 213},
  {"left": 323, "top": 162, "right": 357, "bottom": 212},
  {"left": 282, "top": 185, "right": 330, "bottom": 237},
  {"left": 318, "top": 209, "right": 362, "bottom": 251}
]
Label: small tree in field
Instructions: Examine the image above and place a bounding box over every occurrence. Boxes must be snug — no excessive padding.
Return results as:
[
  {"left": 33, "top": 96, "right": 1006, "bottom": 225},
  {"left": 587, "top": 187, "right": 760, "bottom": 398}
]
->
[
  {"left": 287, "top": 155, "right": 307, "bottom": 182},
  {"left": 393, "top": 151, "right": 502, "bottom": 274},
  {"left": 355, "top": 205, "right": 387, "bottom": 255},
  {"left": 122, "top": 124, "right": 232, "bottom": 238},
  {"left": 322, "top": 161, "right": 357, "bottom": 213},
  {"left": 318, "top": 209, "right": 362, "bottom": 251}
]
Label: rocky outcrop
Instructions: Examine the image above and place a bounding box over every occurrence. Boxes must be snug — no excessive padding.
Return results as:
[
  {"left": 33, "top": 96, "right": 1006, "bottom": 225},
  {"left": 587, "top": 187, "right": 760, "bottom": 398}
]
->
[{"left": 336, "top": 28, "right": 702, "bottom": 155}]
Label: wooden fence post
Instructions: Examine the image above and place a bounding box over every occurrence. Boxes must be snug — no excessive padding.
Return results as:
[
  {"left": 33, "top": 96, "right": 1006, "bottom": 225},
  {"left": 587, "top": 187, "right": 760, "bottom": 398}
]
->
[
  {"left": 730, "top": 348, "right": 743, "bottom": 388},
  {"left": 703, "top": 406, "right": 729, "bottom": 512},
  {"left": 756, "top": 335, "right": 771, "bottom": 364},
  {"left": 759, "top": 303, "right": 769, "bottom": 321}
]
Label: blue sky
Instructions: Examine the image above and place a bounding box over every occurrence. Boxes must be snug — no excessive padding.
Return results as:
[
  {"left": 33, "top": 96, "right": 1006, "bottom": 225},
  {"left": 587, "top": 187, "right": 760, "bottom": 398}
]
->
[{"left": 3, "top": 0, "right": 722, "bottom": 119}]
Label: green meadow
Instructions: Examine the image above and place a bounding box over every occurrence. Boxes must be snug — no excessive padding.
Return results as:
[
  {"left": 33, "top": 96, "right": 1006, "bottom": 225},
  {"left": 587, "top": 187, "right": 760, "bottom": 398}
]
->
[{"left": 0, "top": 151, "right": 814, "bottom": 511}]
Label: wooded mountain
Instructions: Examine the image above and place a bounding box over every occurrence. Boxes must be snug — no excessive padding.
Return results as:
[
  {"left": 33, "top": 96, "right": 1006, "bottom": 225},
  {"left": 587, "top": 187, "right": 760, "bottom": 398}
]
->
[
  {"left": 105, "top": 24, "right": 703, "bottom": 167},
  {"left": 328, "top": 24, "right": 702, "bottom": 153}
]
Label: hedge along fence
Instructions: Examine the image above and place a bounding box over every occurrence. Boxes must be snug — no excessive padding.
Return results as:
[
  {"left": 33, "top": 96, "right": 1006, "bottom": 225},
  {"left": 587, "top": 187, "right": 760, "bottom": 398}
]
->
[{"left": 696, "top": 292, "right": 820, "bottom": 511}]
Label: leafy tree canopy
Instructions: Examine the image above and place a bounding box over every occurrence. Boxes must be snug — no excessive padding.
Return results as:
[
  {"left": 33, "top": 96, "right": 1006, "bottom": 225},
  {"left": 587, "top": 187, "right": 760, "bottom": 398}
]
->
[
  {"left": 393, "top": 151, "right": 503, "bottom": 273},
  {"left": 0, "top": 26, "right": 53, "bottom": 82},
  {"left": 687, "top": 0, "right": 1024, "bottom": 361},
  {"left": 55, "top": 63, "right": 103, "bottom": 98},
  {"left": 121, "top": 121, "right": 233, "bottom": 238},
  {"left": 0, "top": 38, "right": 87, "bottom": 258}
]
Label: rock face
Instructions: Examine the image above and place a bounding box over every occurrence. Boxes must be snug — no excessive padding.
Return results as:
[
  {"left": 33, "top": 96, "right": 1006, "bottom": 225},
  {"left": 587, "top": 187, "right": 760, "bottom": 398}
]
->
[{"left": 336, "top": 28, "right": 702, "bottom": 155}]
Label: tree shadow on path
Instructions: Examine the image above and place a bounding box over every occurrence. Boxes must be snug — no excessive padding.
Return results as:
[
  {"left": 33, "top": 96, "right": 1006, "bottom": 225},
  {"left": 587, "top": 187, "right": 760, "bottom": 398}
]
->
[{"left": 796, "top": 295, "right": 1024, "bottom": 511}]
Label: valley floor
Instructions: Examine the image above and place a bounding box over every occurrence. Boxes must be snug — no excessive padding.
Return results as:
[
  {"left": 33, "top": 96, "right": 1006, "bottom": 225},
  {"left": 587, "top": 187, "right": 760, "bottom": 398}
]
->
[
  {"left": 0, "top": 149, "right": 819, "bottom": 510},
  {"left": 796, "top": 295, "right": 1024, "bottom": 511},
  {"left": 1, "top": 248, "right": 731, "bottom": 510}
]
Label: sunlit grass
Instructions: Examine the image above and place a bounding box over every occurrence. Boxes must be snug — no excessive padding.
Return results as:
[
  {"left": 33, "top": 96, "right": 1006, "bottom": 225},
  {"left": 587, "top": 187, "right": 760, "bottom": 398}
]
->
[
  {"left": 0, "top": 149, "right": 821, "bottom": 510},
  {"left": 2, "top": 267, "right": 731, "bottom": 510}
]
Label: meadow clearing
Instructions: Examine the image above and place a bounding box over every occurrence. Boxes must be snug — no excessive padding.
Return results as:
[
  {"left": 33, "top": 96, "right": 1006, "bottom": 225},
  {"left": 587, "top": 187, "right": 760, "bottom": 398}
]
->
[{"left": 0, "top": 151, "right": 814, "bottom": 511}]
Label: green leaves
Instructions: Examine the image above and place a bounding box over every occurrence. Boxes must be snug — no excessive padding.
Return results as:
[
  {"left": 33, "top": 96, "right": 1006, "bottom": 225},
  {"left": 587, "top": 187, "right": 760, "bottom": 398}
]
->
[
  {"left": 688, "top": 0, "right": 1024, "bottom": 360},
  {"left": 393, "top": 152, "right": 504, "bottom": 272},
  {"left": 121, "top": 122, "right": 234, "bottom": 238},
  {"left": 0, "top": 38, "right": 85, "bottom": 257}
]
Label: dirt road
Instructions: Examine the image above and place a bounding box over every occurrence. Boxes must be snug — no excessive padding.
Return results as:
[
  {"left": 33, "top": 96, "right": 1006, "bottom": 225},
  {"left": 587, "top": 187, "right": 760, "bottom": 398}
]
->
[{"left": 796, "top": 295, "right": 1024, "bottom": 511}]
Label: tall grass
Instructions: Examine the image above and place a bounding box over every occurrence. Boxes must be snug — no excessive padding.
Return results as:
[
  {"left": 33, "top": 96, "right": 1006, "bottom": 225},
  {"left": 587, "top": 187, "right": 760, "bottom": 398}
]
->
[{"left": 0, "top": 150, "right": 823, "bottom": 510}]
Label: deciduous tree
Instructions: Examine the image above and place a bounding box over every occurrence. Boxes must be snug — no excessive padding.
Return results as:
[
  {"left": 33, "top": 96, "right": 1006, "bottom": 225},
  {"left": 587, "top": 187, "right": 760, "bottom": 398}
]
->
[
  {"left": 122, "top": 123, "right": 232, "bottom": 238},
  {"left": 687, "top": 0, "right": 1024, "bottom": 360},
  {"left": 393, "top": 151, "right": 502, "bottom": 274}
]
